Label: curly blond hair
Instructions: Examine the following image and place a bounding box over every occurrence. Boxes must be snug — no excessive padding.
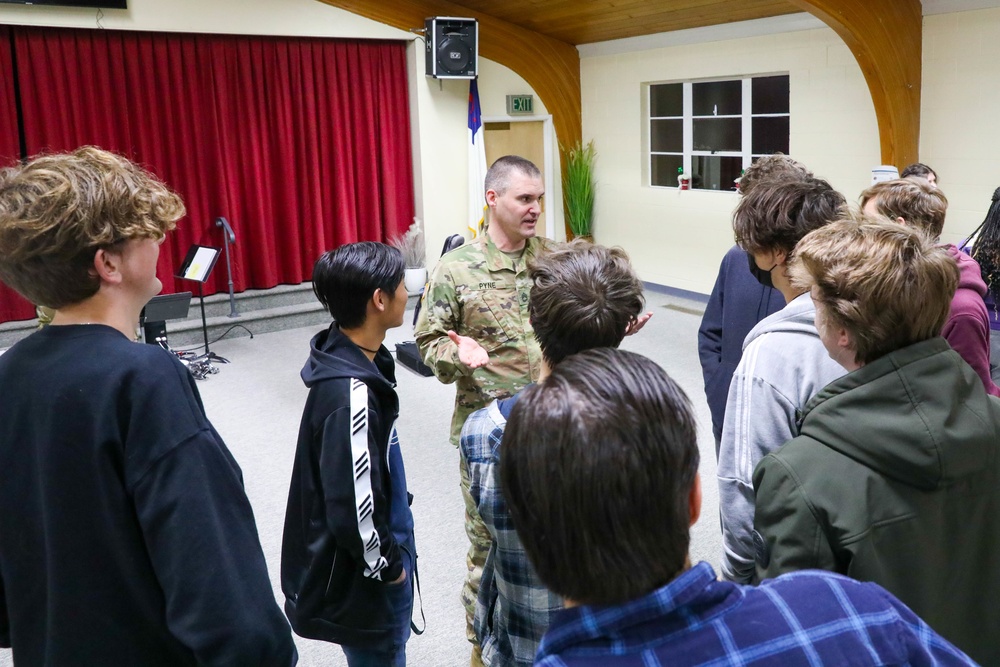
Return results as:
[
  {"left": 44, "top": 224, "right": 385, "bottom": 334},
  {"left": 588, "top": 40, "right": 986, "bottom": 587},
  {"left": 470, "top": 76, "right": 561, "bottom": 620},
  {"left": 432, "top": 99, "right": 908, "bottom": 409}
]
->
[{"left": 0, "top": 146, "right": 185, "bottom": 308}]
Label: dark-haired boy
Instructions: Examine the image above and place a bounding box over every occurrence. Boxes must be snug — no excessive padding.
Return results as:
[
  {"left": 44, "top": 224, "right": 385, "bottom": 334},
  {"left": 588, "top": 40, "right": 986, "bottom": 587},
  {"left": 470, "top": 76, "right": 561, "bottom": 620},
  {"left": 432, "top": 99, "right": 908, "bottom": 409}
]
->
[
  {"left": 717, "top": 178, "right": 846, "bottom": 584},
  {"left": 461, "top": 240, "right": 644, "bottom": 666},
  {"left": 501, "top": 347, "right": 974, "bottom": 666},
  {"left": 281, "top": 242, "right": 416, "bottom": 666},
  {"left": 698, "top": 154, "right": 809, "bottom": 454}
]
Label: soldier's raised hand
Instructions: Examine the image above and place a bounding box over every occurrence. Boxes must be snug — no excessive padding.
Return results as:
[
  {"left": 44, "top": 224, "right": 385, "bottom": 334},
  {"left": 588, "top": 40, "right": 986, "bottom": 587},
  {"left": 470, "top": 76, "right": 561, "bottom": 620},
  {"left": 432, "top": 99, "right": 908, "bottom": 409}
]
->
[
  {"left": 625, "top": 311, "right": 654, "bottom": 336},
  {"left": 447, "top": 330, "right": 489, "bottom": 369}
]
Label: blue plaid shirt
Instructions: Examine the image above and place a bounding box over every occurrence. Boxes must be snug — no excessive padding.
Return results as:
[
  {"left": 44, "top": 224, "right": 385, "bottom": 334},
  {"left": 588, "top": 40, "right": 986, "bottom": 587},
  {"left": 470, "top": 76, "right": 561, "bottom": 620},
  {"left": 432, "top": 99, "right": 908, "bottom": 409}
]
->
[
  {"left": 461, "top": 394, "right": 563, "bottom": 667},
  {"left": 536, "top": 562, "right": 975, "bottom": 666}
]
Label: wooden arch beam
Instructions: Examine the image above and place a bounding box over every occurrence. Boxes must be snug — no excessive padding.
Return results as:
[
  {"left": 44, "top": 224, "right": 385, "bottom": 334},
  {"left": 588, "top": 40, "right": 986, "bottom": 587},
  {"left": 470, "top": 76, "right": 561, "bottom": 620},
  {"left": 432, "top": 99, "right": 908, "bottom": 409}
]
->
[
  {"left": 315, "top": 0, "right": 581, "bottom": 155},
  {"left": 788, "top": 0, "right": 922, "bottom": 168}
]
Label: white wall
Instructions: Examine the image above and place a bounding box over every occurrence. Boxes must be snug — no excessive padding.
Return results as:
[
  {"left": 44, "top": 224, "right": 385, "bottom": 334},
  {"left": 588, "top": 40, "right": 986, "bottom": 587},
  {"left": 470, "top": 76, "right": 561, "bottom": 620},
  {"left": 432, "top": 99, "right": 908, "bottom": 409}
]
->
[
  {"left": 0, "top": 0, "right": 557, "bottom": 267},
  {"left": 921, "top": 7, "right": 1000, "bottom": 246},
  {"left": 580, "top": 23, "right": 880, "bottom": 294}
]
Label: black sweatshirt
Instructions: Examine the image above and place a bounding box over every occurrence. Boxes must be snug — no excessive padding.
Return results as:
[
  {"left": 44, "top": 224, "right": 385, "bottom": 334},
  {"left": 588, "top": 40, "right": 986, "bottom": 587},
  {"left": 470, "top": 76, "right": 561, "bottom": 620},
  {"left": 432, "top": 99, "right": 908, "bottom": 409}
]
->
[
  {"left": 281, "top": 323, "right": 414, "bottom": 651},
  {"left": 0, "top": 324, "right": 296, "bottom": 666}
]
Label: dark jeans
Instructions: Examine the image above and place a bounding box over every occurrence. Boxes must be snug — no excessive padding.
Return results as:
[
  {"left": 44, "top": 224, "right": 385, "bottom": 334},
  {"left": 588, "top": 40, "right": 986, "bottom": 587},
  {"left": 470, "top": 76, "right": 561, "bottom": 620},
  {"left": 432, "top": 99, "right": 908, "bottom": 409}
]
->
[{"left": 342, "top": 543, "right": 415, "bottom": 667}]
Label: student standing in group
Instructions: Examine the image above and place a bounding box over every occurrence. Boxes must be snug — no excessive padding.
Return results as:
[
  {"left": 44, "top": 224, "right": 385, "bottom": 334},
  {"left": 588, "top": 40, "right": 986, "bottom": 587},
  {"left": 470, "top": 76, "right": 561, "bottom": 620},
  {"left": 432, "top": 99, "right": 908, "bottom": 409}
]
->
[
  {"left": 754, "top": 218, "right": 1000, "bottom": 664},
  {"left": 0, "top": 146, "right": 297, "bottom": 666},
  {"left": 698, "top": 154, "right": 810, "bottom": 455},
  {"left": 500, "top": 347, "right": 974, "bottom": 666},
  {"left": 717, "top": 178, "right": 846, "bottom": 583},
  {"left": 462, "top": 240, "right": 645, "bottom": 666},
  {"left": 282, "top": 242, "right": 417, "bottom": 666},
  {"left": 861, "top": 177, "right": 1000, "bottom": 397}
]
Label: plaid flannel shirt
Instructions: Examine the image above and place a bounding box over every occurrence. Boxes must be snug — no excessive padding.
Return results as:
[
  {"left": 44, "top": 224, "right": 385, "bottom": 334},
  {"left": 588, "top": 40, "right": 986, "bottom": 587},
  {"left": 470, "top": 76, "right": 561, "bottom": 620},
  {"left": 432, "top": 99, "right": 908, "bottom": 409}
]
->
[
  {"left": 461, "top": 395, "right": 563, "bottom": 667},
  {"left": 535, "top": 562, "right": 976, "bottom": 666}
]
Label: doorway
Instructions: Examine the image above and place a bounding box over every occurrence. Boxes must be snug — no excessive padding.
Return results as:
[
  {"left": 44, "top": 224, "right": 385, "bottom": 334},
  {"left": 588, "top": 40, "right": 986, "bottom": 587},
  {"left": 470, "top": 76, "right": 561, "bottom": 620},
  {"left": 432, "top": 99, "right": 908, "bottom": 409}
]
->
[{"left": 484, "top": 120, "right": 547, "bottom": 239}]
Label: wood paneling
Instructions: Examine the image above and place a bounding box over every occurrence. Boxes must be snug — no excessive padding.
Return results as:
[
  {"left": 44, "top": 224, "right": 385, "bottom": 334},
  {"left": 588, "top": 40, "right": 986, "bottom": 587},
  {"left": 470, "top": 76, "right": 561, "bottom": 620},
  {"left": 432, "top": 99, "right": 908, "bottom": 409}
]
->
[
  {"left": 790, "top": 0, "right": 922, "bottom": 168},
  {"left": 320, "top": 0, "right": 923, "bottom": 177},
  {"left": 316, "top": 0, "right": 581, "bottom": 156},
  {"left": 454, "top": 0, "right": 799, "bottom": 44}
]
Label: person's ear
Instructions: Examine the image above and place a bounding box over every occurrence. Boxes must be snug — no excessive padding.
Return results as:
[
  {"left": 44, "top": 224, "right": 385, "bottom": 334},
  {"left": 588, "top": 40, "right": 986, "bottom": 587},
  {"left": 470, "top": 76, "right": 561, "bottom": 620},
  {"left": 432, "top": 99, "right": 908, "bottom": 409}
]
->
[
  {"left": 372, "top": 288, "right": 388, "bottom": 314},
  {"left": 688, "top": 473, "right": 702, "bottom": 527},
  {"left": 92, "top": 247, "right": 123, "bottom": 285},
  {"left": 836, "top": 326, "right": 855, "bottom": 357},
  {"left": 895, "top": 216, "right": 907, "bottom": 226},
  {"left": 773, "top": 248, "right": 788, "bottom": 267},
  {"left": 485, "top": 189, "right": 499, "bottom": 208}
]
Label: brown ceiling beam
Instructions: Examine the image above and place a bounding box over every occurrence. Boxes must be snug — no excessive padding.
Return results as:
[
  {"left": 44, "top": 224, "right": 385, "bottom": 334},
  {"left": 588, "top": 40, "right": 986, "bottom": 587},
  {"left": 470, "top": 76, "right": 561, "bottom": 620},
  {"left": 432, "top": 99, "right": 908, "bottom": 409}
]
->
[
  {"left": 315, "top": 0, "right": 581, "bottom": 157},
  {"left": 788, "top": 0, "right": 922, "bottom": 168}
]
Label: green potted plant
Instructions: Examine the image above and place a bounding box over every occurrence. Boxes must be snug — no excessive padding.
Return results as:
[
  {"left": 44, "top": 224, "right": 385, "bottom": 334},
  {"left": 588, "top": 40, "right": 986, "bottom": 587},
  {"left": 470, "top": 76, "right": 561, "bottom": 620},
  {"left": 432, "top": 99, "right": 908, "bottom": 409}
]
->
[
  {"left": 562, "top": 140, "right": 597, "bottom": 241},
  {"left": 390, "top": 218, "right": 427, "bottom": 295}
]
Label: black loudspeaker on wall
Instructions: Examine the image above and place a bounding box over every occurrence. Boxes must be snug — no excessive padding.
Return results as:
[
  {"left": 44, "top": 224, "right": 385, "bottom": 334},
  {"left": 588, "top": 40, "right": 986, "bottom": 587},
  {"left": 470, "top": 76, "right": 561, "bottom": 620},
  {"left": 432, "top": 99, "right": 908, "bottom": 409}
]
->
[{"left": 425, "top": 17, "right": 478, "bottom": 79}]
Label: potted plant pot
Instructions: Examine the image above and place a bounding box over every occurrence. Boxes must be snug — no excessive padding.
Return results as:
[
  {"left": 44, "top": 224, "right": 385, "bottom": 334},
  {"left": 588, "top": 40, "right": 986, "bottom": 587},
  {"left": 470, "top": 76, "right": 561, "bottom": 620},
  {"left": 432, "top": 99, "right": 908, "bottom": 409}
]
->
[{"left": 404, "top": 267, "right": 427, "bottom": 295}]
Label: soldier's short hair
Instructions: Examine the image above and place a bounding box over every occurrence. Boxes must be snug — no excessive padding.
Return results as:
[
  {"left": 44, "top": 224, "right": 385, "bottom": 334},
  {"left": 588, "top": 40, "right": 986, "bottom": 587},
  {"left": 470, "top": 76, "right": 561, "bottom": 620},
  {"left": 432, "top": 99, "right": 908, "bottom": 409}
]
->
[
  {"left": 738, "top": 153, "right": 812, "bottom": 197},
  {"left": 312, "top": 242, "right": 405, "bottom": 329},
  {"left": 484, "top": 155, "right": 541, "bottom": 197},
  {"left": 0, "top": 146, "right": 184, "bottom": 309},
  {"left": 789, "top": 217, "right": 958, "bottom": 364},
  {"left": 528, "top": 239, "right": 644, "bottom": 366},
  {"left": 860, "top": 177, "right": 948, "bottom": 240},
  {"left": 732, "top": 177, "right": 846, "bottom": 255},
  {"left": 501, "top": 348, "right": 699, "bottom": 606}
]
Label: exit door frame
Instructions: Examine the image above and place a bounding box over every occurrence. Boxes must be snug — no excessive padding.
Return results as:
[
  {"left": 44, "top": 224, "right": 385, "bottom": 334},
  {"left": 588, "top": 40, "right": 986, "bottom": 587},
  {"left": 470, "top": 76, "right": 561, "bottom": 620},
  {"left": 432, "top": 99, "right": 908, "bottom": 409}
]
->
[{"left": 481, "top": 113, "right": 564, "bottom": 242}]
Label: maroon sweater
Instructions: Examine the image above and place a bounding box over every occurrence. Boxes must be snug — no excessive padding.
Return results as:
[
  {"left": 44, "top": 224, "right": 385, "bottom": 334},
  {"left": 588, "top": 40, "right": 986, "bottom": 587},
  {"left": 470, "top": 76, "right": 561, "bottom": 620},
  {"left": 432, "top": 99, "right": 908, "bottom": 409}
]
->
[{"left": 944, "top": 245, "right": 1000, "bottom": 397}]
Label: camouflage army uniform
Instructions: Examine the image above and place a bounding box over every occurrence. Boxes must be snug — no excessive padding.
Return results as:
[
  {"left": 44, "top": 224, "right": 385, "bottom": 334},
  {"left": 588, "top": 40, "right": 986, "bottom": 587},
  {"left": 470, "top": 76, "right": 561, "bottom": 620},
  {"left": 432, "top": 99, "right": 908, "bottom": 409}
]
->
[{"left": 414, "top": 232, "right": 548, "bottom": 651}]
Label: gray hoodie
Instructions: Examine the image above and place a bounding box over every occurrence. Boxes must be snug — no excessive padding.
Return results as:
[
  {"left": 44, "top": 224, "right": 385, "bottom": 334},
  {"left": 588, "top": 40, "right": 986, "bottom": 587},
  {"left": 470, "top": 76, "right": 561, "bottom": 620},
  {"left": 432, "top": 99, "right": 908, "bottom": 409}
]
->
[{"left": 717, "top": 293, "right": 845, "bottom": 583}]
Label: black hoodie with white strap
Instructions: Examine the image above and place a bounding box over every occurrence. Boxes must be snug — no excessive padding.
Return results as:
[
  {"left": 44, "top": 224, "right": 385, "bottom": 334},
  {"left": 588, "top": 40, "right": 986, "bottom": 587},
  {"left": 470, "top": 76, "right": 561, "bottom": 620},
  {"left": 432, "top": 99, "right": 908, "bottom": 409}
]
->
[{"left": 281, "top": 323, "right": 414, "bottom": 651}]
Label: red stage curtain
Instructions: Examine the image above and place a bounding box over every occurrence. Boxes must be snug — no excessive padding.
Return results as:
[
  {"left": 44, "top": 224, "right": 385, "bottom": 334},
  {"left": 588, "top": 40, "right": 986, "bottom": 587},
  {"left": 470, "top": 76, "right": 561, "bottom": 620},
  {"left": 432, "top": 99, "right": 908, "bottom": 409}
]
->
[
  {"left": 0, "top": 27, "right": 18, "bottom": 167},
  {"left": 0, "top": 26, "right": 35, "bottom": 322},
  {"left": 0, "top": 26, "right": 413, "bottom": 322}
]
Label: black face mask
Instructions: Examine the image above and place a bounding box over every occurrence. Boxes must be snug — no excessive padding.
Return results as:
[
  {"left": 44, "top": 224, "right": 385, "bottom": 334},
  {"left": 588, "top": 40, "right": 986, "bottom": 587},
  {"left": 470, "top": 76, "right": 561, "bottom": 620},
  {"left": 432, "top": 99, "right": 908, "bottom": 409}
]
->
[{"left": 746, "top": 251, "right": 776, "bottom": 289}]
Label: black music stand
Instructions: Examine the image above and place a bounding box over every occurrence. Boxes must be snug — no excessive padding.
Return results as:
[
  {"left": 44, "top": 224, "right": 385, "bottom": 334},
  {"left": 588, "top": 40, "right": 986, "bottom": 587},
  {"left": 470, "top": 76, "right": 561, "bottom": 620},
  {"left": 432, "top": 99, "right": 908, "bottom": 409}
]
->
[
  {"left": 140, "top": 292, "right": 193, "bottom": 346},
  {"left": 177, "top": 244, "right": 229, "bottom": 364}
]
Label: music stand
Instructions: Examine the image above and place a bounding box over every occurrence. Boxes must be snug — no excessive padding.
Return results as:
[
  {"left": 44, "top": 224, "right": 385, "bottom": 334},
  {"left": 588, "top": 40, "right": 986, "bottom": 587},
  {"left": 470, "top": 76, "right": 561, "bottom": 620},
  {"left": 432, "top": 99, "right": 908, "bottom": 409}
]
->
[
  {"left": 177, "top": 245, "right": 228, "bottom": 364},
  {"left": 140, "top": 292, "right": 192, "bottom": 346}
]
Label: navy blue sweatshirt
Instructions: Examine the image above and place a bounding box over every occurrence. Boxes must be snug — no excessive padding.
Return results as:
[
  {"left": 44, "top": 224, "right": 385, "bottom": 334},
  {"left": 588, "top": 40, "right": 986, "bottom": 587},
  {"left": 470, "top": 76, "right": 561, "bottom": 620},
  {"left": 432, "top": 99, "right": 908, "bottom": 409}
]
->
[{"left": 697, "top": 244, "right": 785, "bottom": 444}]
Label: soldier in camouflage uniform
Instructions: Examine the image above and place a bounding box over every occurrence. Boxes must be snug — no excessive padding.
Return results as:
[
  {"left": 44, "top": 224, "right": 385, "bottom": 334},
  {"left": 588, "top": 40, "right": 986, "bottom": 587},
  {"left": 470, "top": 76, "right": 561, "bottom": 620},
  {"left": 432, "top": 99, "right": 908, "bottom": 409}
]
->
[{"left": 415, "top": 156, "right": 549, "bottom": 666}]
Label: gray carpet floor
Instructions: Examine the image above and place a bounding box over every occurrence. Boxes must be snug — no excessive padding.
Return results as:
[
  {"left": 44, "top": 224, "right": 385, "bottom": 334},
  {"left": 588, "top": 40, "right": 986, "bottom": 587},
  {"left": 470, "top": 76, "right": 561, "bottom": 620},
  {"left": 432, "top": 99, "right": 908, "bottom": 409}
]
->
[{"left": 0, "top": 288, "right": 720, "bottom": 667}]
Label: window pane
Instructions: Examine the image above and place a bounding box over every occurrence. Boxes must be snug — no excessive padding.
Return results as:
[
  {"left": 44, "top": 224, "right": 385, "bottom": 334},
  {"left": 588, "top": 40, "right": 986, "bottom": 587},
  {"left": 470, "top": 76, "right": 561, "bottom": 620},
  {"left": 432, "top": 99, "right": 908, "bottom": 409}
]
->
[
  {"left": 691, "top": 155, "right": 742, "bottom": 191},
  {"left": 650, "top": 83, "right": 682, "bottom": 117},
  {"left": 693, "top": 118, "right": 741, "bottom": 151},
  {"left": 651, "top": 119, "right": 683, "bottom": 152},
  {"left": 752, "top": 75, "right": 789, "bottom": 114},
  {"left": 752, "top": 116, "right": 790, "bottom": 154},
  {"left": 651, "top": 154, "right": 683, "bottom": 187},
  {"left": 693, "top": 80, "right": 741, "bottom": 116}
]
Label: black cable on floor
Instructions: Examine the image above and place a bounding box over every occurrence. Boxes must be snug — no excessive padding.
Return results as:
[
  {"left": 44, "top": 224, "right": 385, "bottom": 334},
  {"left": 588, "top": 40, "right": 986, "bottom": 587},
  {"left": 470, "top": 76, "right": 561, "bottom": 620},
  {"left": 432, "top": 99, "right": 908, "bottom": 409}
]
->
[{"left": 174, "top": 324, "right": 255, "bottom": 353}]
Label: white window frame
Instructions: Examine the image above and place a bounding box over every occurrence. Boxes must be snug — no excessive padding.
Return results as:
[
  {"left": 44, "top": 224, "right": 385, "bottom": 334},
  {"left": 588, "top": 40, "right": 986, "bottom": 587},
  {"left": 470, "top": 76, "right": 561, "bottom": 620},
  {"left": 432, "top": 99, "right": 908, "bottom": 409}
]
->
[{"left": 647, "top": 74, "right": 789, "bottom": 190}]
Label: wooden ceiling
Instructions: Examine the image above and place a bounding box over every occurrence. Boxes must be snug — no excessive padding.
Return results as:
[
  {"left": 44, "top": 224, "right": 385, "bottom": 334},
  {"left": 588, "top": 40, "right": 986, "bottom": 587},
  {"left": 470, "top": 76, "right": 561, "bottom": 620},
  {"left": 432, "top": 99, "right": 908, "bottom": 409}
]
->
[
  {"left": 450, "top": 0, "right": 801, "bottom": 45},
  {"left": 319, "top": 0, "right": 923, "bottom": 166}
]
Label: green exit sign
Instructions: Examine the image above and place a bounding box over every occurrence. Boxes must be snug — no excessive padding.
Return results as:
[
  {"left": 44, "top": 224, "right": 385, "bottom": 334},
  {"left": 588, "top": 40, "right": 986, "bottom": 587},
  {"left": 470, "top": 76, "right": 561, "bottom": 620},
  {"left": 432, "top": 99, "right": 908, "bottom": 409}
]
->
[{"left": 506, "top": 94, "right": 533, "bottom": 115}]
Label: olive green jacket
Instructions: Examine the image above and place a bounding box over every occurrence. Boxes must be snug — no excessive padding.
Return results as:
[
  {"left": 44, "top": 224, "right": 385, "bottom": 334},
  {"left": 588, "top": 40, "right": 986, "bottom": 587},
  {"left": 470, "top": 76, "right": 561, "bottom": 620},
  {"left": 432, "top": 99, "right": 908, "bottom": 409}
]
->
[
  {"left": 753, "top": 337, "right": 1000, "bottom": 665},
  {"left": 414, "top": 234, "right": 550, "bottom": 445}
]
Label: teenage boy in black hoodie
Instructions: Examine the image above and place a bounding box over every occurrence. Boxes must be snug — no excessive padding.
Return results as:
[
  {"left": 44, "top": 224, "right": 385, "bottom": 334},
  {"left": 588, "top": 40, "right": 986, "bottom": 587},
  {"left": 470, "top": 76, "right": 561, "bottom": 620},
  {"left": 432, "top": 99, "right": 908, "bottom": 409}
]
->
[{"left": 281, "top": 242, "right": 416, "bottom": 666}]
